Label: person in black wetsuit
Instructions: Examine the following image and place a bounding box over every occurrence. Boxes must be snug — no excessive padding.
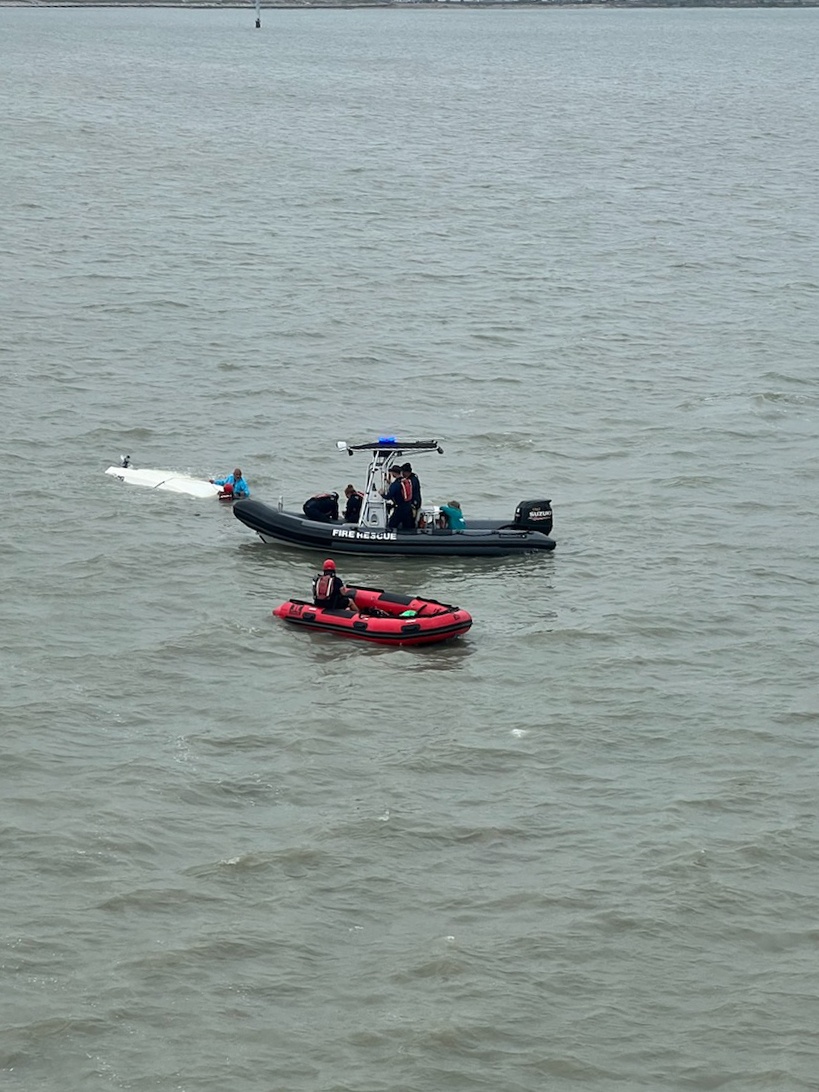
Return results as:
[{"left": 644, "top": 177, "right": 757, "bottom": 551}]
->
[
  {"left": 312, "top": 559, "right": 351, "bottom": 610},
  {"left": 303, "top": 492, "right": 339, "bottom": 522},
  {"left": 343, "top": 484, "right": 364, "bottom": 523},
  {"left": 384, "top": 467, "right": 414, "bottom": 530},
  {"left": 401, "top": 462, "right": 422, "bottom": 525}
]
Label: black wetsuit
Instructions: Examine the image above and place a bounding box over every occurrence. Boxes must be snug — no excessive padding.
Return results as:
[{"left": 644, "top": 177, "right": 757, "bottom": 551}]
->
[
  {"left": 343, "top": 492, "right": 363, "bottom": 523},
  {"left": 303, "top": 493, "right": 339, "bottom": 522},
  {"left": 386, "top": 478, "right": 414, "bottom": 530},
  {"left": 312, "top": 572, "right": 350, "bottom": 610},
  {"left": 405, "top": 473, "right": 421, "bottom": 523}
]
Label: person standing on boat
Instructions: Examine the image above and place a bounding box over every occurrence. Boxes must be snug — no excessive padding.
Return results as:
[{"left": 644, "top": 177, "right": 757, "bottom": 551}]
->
[
  {"left": 343, "top": 484, "right": 364, "bottom": 523},
  {"left": 303, "top": 492, "right": 339, "bottom": 522},
  {"left": 312, "top": 559, "right": 351, "bottom": 610},
  {"left": 401, "top": 463, "right": 422, "bottom": 525},
  {"left": 383, "top": 467, "right": 414, "bottom": 530},
  {"left": 380, "top": 467, "right": 401, "bottom": 518},
  {"left": 210, "top": 467, "right": 250, "bottom": 498}
]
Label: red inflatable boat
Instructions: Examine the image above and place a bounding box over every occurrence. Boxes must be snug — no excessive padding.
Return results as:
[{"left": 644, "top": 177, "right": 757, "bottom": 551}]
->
[{"left": 272, "top": 585, "right": 472, "bottom": 646}]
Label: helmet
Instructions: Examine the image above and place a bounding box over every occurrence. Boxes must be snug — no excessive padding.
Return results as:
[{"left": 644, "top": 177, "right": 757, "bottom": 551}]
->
[{"left": 323, "top": 559, "right": 336, "bottom": 571}]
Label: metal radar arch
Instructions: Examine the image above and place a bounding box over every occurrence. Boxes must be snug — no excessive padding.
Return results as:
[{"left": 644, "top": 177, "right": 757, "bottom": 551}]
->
[{"left": 336, "top": 438, "right": 444, "bottom": 531}]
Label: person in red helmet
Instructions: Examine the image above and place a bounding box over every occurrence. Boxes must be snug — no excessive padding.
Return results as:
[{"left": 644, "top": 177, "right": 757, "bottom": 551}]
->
[{"left": 312, "top": 558, "right": 351, "bottom": 611}]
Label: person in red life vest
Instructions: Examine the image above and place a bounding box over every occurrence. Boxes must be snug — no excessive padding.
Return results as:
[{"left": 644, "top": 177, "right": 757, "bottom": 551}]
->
[
  {"left": 343, "top": 483, "right": 364, "bottom": 523},
  {"left": 302, "top": 492, "right": 339, "bottom": 522},
  {"left": 383, "top": 466, "right": 414, "bottom": 530},
  {"left": 312, "top": 559, "right": 351, "bottom": 610},
  {"left": 401, "top": 462, "right": 422, "bottom": 524}
]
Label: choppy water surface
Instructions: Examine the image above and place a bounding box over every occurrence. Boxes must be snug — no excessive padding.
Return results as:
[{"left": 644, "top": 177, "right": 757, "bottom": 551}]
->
[{"left": 2, "top": 7, "right": 818, "bottom": 1089}]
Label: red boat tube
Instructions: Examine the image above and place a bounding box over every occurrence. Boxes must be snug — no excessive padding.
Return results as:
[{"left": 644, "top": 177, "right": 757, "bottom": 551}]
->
[{"left": 272, "top": 585, "right": 472, "bottom": 646}]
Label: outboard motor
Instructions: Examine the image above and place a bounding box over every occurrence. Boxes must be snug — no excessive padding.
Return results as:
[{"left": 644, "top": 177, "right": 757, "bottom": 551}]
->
[{"left": 512, "top": 499, "right": 553, "bottom": 536}]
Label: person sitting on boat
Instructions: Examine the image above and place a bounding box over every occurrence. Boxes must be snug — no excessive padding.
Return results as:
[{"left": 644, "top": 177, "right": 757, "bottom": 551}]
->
[
  {"left": 401, "top": 462, "right": 422, "bottom": 524},
  {"left": 303, "top": 492, "right": 339, "bottom": 522},
  {"left": 210, "top": 467, "right": 250, "bottom": 498},
  {"left": 383, "top": 467, "right": 414, "bottom": 531},
  {"left": 343, "top": 484, "right": 364, "bottom": 523},
  {"left": 312, "top": 559, "right": 351, "bottom": 610},
  {"left": 439, "top": 500, "right": 465, "bottom": 530}
]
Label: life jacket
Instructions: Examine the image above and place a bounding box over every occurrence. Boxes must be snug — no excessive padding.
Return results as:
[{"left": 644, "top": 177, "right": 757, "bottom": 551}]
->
[
  {"left": 315, "top": 574, "right": 335, "bottom": 602},
  {"left": 400, "top": 478, "right": 413, "bottom": 503}
]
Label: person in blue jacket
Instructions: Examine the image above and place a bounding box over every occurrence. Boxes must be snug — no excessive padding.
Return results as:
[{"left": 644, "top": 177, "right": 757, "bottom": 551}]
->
[
  {"left": 439, "top": 500, "right": 465, "bottom": 529},
  {"left": 210, "top": 467, "right": 250, "bottom": 498}
]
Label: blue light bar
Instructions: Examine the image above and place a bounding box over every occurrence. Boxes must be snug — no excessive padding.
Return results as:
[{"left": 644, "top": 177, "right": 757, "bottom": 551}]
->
[{"left": 377, "top": 435, "right": 396, "bottom": 444}]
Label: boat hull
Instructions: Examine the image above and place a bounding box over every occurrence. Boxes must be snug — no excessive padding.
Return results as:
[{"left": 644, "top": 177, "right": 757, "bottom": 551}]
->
[
  {"left": 235, "top": 500, "right": 555, "bottom": 557},
  {"left": 273, "top": 586, "right": 472, "bottom": 646},
  {"left": 105, "top": 466, "right": 222, "bottom": 499}
]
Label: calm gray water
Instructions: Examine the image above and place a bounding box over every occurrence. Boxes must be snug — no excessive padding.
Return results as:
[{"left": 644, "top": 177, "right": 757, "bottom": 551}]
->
[{"left": 2, "top": 6, "right": 818, "bottom": 1089}]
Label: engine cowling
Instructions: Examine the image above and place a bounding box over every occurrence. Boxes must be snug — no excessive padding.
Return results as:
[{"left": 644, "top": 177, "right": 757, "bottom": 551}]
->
[{"left": 512, "top": 499, "right": 553, "bottom": 536}]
